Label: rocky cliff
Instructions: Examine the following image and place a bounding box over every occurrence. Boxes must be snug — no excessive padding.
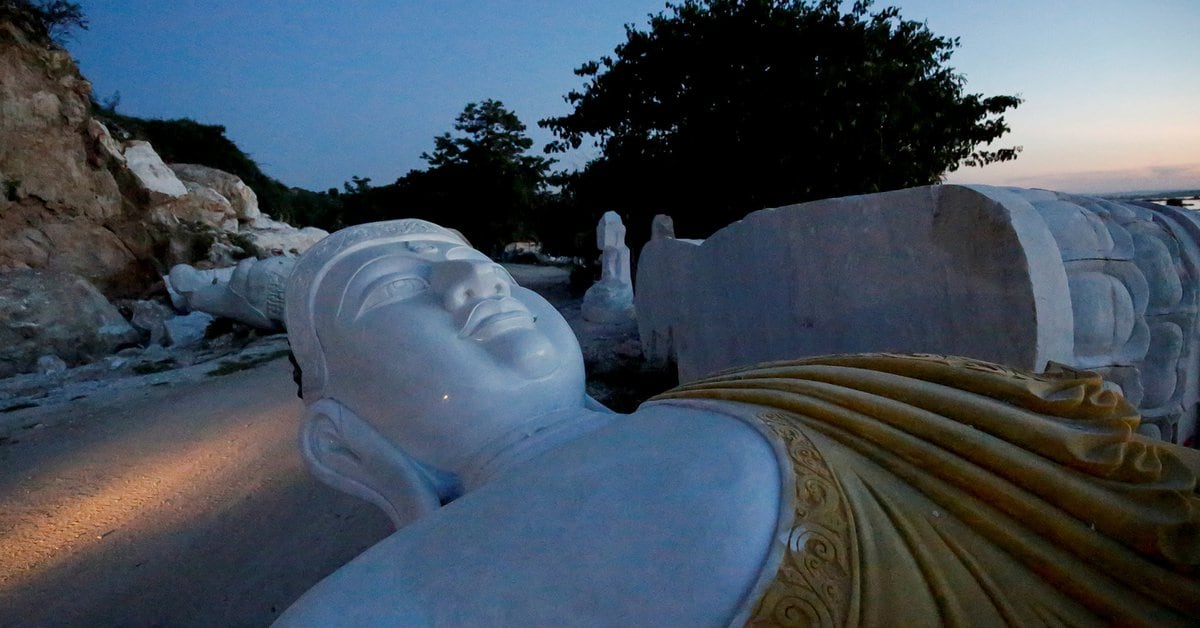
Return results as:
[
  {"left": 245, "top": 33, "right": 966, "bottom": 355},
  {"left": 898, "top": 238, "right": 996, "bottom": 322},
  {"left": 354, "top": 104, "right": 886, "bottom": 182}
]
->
[
  {"left": 0, "top": 17, "right": 325, "bottom": 376},
  {"left": 0, "top": 18, "right": 325, "bottom": 297},
  {"left": 0, "top": 18, "right": 149, "bottom": 294}
]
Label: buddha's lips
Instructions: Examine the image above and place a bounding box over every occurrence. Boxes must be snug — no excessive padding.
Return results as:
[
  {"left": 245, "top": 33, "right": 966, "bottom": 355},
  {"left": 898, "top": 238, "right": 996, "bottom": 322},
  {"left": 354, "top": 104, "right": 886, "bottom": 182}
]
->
[{"left": 459, "top": 297, "right": 534, "bottom": 339}]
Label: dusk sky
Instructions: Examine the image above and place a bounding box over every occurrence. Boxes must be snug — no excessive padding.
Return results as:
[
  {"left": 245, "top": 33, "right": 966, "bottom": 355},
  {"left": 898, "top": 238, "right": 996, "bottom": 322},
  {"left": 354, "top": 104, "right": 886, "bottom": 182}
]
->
[{"left": 67, "top": 1, "right": 1198, "bottom": 196}]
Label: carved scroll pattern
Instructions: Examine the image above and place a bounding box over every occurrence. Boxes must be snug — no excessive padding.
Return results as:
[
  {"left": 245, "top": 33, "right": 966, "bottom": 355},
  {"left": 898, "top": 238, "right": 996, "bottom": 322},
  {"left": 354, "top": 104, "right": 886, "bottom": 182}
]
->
[{"left": 748, "top": 411, "right": 855, "bottom": 627}]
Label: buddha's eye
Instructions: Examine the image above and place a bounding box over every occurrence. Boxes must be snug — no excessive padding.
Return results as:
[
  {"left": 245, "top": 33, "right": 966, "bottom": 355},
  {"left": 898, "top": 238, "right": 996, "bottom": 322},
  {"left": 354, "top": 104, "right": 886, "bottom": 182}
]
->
[
  {"left": 385, "top": 277, "right": 428, "bottom": 298},
  {"left": 406, "top": 241, "right": 437, "bottom": 254},
  {"left": 356, "top": 276, "right": 430, "bottom": 319}
]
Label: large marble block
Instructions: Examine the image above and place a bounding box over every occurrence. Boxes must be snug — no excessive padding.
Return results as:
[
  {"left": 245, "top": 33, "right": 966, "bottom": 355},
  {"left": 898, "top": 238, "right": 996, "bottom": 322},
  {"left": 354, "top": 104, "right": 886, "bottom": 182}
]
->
[
  {"left": 637, "top": 184, "right": 1074, "bottom": 380},
  {"left": 636, "top": 184, "right": 1200, "bottom": 445}
]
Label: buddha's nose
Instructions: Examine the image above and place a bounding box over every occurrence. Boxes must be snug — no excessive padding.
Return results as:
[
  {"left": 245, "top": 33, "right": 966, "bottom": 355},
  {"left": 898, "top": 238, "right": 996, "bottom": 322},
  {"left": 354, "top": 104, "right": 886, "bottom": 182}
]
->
[{"left": 429, "top": 260, "right": 511, "bottom": 311}]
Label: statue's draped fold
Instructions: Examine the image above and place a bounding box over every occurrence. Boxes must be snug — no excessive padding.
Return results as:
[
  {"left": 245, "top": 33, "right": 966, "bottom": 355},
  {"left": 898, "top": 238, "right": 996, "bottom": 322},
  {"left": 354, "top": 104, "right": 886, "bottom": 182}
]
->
[{"left": 650, "top": 353, "right": 1200, "bottom": 627}]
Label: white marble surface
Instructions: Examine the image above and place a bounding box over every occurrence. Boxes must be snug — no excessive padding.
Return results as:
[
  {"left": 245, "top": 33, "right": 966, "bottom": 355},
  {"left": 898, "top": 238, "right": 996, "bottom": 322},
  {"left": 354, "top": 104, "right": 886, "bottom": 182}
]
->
[
  {"left": 168, "top": 257, "right": 295, "bottom": 329},
  {"left": 123, "top": 141, "right": 187, "bottom": 199},
  {"left": 278, "top": 219, "right": 789, "bottom": 624},
  {"left": 582, "top": 211, "right": 635, "bottom": 324},
  {"left": 635, "top": 184, "right": 1200, "bottom": 445},
  {"left": 636, "top": 184, "right": 1074, "bottom": 382}
]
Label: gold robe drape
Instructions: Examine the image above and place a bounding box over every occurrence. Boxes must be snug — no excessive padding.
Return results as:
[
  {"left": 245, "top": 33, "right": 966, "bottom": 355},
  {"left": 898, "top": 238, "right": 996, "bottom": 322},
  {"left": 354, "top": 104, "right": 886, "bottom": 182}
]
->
[{"left": 650, "top": 354, "right": 1200, "bottom": 627}]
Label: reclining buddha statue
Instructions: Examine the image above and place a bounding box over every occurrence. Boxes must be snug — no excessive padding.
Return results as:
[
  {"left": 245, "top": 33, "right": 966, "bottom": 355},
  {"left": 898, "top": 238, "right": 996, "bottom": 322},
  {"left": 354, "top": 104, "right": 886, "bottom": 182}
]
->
[{"left": 278, "top": 219, "right": 1199, "bottom": 626}]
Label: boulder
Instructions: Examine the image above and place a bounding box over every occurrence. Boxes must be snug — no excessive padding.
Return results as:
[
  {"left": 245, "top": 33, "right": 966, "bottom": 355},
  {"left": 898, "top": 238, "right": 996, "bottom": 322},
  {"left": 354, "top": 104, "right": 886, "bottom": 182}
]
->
[
  {"left": 163, "top": 311, "right": 214, "bottom": 348},
  {"left": 129, "top": 299, "right": 175, "bottom": 346},
  {"left": 0, "top": 269, "right": 140, "bottom": 377},
  {"left": 169, "top": 163, "right": 261, "bottom": 222},
  {"left": 239, "top": 216, "right": 328, "bottom": 258},
  {"left": 124, "top": 140, "right": 187, "bottom": 201},
  {"left": 86, "top": 119, "right": 124, "bottom": 167},
  {"left": 149, "top": 181, "right": 239, "bottom": 231},
  {"left": 36, "top": 354, "right": 67, "bottom": 375}
]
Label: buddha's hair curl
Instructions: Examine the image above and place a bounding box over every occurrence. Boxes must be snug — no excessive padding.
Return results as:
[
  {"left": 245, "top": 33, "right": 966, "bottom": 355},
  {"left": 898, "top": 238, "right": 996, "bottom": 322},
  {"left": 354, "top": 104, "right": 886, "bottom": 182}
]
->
[{"left": 285, "top": 219, "right": 469, "bottom": 401}]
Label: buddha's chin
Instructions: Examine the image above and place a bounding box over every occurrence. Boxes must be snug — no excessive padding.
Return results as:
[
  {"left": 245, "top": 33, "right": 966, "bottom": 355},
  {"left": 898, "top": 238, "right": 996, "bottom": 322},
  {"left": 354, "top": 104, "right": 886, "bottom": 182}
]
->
[{"left": 485, "top": 327, "right": 560, "bottom": 380}]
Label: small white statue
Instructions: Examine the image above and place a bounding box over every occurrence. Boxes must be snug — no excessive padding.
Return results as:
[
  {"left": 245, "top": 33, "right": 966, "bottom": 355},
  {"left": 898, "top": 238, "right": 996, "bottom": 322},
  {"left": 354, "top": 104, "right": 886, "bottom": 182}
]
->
[
  {"left": 581, "top": 210, "right": 635, "bottom": 324},
  {"left": 277, "top": 219, "right": 1200, "bottom": 626}
]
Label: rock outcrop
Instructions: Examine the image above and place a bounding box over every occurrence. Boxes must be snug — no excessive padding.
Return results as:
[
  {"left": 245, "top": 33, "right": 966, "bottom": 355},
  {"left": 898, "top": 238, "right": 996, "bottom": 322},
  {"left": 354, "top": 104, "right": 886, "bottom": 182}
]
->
[
  {"left": 0, "top": 18, "right": 148, "bottom": 295},
  {"left": 0, "top": 18, "right": 327, "bottom": 376},
  {"left": 0, "top": 269, "right": 139, "bottom": 377},
  {"left": 125, "top": 140, "right": 188, "bottom": 201},
  {"left": 1, "top": 17, "right": 328, "bottom": 293},
  {"left": 169, "top": 163, "right": 261, "bottom": 223}
]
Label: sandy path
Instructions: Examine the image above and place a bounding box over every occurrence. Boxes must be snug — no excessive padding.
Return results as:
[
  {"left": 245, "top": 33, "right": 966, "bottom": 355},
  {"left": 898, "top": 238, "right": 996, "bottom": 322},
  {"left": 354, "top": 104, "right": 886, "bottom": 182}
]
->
[{"left": 0, "top": 357, "right": 391, "bottom": 626}]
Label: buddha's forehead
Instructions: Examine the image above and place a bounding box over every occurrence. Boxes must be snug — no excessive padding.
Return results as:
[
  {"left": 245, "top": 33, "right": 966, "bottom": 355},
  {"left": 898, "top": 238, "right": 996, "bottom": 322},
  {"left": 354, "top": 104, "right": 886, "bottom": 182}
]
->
[
  {"left": 321, "top": 239, "right": 474, "bottom": 281},
  {"left": 311, "top": 239, "right": 490, "bottom": 320}
]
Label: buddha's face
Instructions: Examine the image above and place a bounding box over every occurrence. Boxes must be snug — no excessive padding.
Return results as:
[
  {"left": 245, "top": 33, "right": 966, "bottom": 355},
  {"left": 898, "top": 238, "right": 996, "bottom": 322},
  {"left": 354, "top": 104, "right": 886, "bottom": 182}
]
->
[{"left": 313, "top": 238, "right": 585, "bottom": 471}]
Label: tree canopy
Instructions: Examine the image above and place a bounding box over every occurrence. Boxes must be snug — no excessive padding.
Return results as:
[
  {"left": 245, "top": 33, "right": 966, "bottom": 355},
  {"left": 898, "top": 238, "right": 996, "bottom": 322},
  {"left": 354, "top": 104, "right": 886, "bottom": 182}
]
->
[
  {"left": 541, "top": 0, "right": 1023, "bottom": 238},
  {"left": 338, "top": 100, "right": 555, "bottom": 254},
  {"left": 1, "top": 0, "right": 86, "bottom": 44},
  {"left": 422, "top": 100, "right": 551, "bottom": 178}
]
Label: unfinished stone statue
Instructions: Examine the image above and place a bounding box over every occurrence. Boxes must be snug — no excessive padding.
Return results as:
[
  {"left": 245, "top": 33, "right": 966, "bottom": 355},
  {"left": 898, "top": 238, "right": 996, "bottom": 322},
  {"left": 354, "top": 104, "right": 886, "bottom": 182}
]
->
[
  {"left": 637, "top": 184, "right": 1200, "bottom": 446},
  {"left": 581, "top": 211, "right": 635, "bottom": 324},
  {"left": 277, "top": 218, "right": 1200, "bottom": 625},
  {"left": 651, "top": 213, "right": 675, "bottom": 240},
  {"left": 167, "top": 256, "right": 296, "bottom": 329}
]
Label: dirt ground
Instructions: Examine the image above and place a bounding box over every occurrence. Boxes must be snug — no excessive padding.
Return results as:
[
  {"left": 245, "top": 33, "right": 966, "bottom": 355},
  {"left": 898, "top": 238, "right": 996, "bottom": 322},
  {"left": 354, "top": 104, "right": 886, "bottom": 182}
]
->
[
  {"left": 0, "top": 263, "right": 660, "bottom": 625},
  {"left": 0, "top": 357, "right": 392, "bottom": 626}
]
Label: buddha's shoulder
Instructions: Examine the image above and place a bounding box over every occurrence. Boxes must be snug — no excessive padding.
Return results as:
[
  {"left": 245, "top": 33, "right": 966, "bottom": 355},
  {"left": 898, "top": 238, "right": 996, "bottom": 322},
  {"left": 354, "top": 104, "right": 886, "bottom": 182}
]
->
[
  {"left": 277, "top": 405, "right": 788, "bottom": 626},
  {"left": 438, "top": 401, "right": 787, "bottom": 551}
]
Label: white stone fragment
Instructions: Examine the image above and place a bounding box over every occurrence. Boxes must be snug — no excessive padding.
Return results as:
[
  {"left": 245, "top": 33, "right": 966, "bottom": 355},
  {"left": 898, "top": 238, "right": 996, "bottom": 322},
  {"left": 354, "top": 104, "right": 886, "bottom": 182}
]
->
[
  {"left": 163, "top": 311, "right": 214, "bottom": 348},
  {"left": 36, "top": 354, "right": 67, "bottom": 375},
  {"left": 123, "top": 140, "right": 187, "bottom": 199}
]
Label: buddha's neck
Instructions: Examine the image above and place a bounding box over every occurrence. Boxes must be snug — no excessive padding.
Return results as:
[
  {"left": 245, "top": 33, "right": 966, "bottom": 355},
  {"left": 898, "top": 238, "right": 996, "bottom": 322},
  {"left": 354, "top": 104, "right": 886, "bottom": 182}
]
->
[{"left": 456, "top": 405, "right": 619, "bottom": 492}]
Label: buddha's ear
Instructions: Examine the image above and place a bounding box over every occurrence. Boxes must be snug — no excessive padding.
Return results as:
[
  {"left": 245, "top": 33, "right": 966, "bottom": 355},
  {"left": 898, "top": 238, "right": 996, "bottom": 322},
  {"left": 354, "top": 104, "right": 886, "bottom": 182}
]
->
[{"left": 299, "top": 398, "right": 446, "bottom": 530}]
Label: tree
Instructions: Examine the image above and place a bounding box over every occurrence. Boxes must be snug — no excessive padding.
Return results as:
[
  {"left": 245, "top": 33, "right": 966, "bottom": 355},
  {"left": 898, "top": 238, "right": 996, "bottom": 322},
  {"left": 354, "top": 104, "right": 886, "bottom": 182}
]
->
[
  {"left": 339, "top": 100, "right": 554, "bottom": 254},
  {"left": 1, "top": 1, "right": 87, "bottom": 44},
  {"left": 422, "top": 100, "right": 551, "bottom": 178},
  {"left": 541, "top": 0, "right": 1023, "bottom": 239}
]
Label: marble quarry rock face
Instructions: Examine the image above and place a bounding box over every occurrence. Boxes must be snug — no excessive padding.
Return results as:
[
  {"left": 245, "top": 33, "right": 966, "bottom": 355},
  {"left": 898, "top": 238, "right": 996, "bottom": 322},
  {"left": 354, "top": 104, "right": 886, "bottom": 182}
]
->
[
  {"left": 0, "top": 269, "right": 140, "bottom": 377},
  {"left": 635, "top": 184, "right": 1200, "bottom": 445},
  {"left": 123, "top": 140, "right": 188, "bottom": 201},
  {"left": 169, "top": 163, "right": 262, "bottom": 223},
  {"left": 0, "top": 22, "right": 138, "bottom": 294},
  {"left": 0, "top": 21, "right": 326, "bottom": 299}
]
